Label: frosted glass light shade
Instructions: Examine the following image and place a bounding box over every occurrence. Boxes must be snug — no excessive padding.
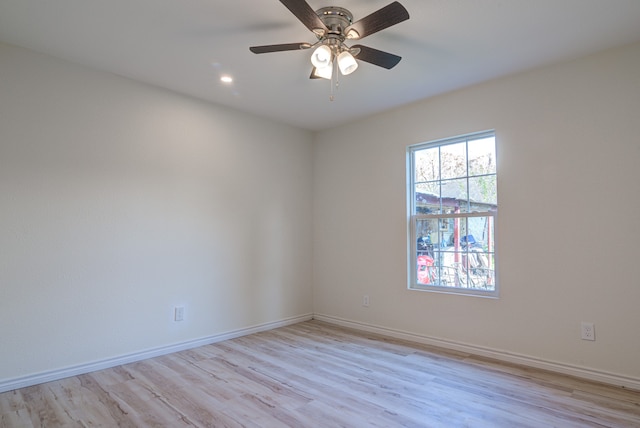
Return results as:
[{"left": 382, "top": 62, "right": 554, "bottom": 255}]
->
[
  {"left": 337, "top": 51, "right": 358, "bottom": 75},
  {"left": 312, "top": 64, "right": 333, "bottom": 80},
  {"left": 338, "top": 51, "right": 358, "bottom": 76},
  {"left": 311, "top": 45, "right": 332, "bottom": 69}
]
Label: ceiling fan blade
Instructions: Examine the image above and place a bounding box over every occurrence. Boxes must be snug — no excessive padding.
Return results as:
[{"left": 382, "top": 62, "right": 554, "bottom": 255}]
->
[
  {"left": 344, "top": 1, "right": 409, "bottom": 40},
  {"left": 352, "top": 44, "right": 402, "bottom": 69},
  {"left": 250, "top": 43, "right": 312, "bottom": 54},
  {"left": 279, "top": 0, "right": 329, "bottom": 36}
]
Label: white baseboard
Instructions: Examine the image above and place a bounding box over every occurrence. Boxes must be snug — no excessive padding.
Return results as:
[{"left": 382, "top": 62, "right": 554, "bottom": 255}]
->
[
  {"left": 0, "top": 313, "right": 313, "bottom": 394},
  {"left": 313, "top": 313, "right": 640, "bottom": 392},
  {"left": 4, "top": 312, "right": 638, "bottom": 394}
]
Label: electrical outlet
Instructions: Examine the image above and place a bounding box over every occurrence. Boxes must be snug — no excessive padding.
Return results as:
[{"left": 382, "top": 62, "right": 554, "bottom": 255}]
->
[
  {"left": 363, "top": 295, "right": 370, "bottom": 307},
  {"left": 174, "top": 306, "right": 185, "bottom": 322},
  {"left": 581, "top": 322, "right": 595, "bottom": 341}
]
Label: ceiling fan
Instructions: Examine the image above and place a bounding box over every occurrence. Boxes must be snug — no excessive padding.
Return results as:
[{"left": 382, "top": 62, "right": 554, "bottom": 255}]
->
[{"left": 249, "top": 0, "right": 409, "bottom": 83}]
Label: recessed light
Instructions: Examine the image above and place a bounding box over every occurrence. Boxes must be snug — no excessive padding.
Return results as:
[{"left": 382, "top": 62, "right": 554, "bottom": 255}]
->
[{"left": 220, "top": 75, "right": 233, "bottom": 83}]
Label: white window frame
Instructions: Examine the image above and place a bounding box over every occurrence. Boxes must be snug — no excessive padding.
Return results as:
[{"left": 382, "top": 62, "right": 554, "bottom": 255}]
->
[{"left": 407, "top": 130, "right": 498, "bottom": 298}]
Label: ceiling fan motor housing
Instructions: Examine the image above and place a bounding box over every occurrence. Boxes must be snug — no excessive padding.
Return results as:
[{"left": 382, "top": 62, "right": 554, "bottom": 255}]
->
[{"left": 315, "top": 7, "right": 353, "bottom": 39}]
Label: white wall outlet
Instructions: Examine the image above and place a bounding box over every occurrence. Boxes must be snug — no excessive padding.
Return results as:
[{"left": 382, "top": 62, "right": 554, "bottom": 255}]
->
[
  {"left": 363, "top": 295, "right": 370, "bottom": 307},
  {"left": 581, "top": 322, "right": 595, "bottom": 341},
  {"left": 174, "top": 306, "right": 185, "bottom": 322}
]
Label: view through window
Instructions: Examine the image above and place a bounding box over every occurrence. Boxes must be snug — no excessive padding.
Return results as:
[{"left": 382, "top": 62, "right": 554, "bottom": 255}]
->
[{"left": 408, "top": 131, "right": 497, "bottom": 296}]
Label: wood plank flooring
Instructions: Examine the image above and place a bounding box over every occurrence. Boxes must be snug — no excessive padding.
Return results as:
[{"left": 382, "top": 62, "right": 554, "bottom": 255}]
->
[{"left": 1, "top": 320, "right": 639, "bottom": 427}]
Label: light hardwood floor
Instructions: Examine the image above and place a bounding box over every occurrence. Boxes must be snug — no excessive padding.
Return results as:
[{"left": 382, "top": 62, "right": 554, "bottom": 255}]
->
[{"left": 1, "top": 320, "right": 639, "bottom": 427}]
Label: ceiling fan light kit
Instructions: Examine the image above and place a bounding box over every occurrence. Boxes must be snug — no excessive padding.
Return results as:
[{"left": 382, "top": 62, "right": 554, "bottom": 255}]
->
[
  {"left": 311, "top": 65, "right": 333, "bottom": 80},
  {"left": 250, "top": 0, "right": 409, "bottom": 100},
  {"left": 311, "top": 44, "right": 333, "bottom": 69}
]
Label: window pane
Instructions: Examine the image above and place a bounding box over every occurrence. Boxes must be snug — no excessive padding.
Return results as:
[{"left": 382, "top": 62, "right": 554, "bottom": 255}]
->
[
  {"left": 414, "top": 148, "right": 439, "bottom": 182},
  {"left": 435, "top": 249, "right": 459, "bottom": 287},
  {"left": 466, "top": 250, "right": 495, "bottom": 289},
  {"left": 415, "top": 182, "right": 439, "bottom": 213},
  {"left": 441, "top": 178, "right": 468, "bottom": 212},
  {"left": 468, "top": 137, "right": 496, "bottom": 176},
  {"left": 469, "top": 175, "right": 497, "bottom": 207},
  {"left": 466, "top": 216, "right": 494, "bottom": 251},
  {"left": 416, "top": 254, "right": 436, "bottom": 285},
  {"left": 416, "top": 218, "right": 437, "bottom": 285},
  {"left": 416, "top": 218, "right": 438, "bottom": 254},
  {"left": 440, "top": 142, "right": 467, "bottom": 179}
]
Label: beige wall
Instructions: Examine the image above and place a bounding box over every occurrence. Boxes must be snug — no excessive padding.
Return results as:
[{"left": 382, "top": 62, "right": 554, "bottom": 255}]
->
[
  {"left": 313, "top": 42, "right": 640, "bottom": 381},
  {"left": 0, "top": 42, "right": 313, "bottom": 382}
]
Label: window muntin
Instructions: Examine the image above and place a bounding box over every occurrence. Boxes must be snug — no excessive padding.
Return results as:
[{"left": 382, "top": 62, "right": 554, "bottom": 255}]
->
[{"left": 409, "top": 131, "right": 497, "bottom": 296}]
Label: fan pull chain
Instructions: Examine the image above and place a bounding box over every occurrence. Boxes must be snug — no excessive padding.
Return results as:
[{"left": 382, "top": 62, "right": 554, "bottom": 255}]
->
[{"left": 329, "top": 60, "right": 339, "bottom": 101}]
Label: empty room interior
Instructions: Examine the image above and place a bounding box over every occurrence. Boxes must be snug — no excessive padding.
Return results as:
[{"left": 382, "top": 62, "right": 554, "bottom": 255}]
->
[{"left": 1, "top": 0, "right": 640, "bottom": 426}]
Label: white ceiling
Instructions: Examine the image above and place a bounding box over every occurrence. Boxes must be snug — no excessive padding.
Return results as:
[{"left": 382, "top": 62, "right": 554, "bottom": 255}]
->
[{"left": 1, "top": 0, "right": 640, "bottom": 131}]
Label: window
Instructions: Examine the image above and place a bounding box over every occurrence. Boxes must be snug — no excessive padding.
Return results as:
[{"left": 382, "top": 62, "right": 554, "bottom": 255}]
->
[{"left": 408, "top": 131, "right": 497, "bottom": 297}]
